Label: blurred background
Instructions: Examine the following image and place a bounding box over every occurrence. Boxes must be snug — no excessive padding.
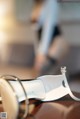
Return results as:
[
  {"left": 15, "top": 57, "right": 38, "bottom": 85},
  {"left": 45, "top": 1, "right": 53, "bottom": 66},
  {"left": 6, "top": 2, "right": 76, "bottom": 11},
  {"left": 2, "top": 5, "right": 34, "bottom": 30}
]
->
[{"left": 0, "top": 0, "right": 80, "bottom": 78}]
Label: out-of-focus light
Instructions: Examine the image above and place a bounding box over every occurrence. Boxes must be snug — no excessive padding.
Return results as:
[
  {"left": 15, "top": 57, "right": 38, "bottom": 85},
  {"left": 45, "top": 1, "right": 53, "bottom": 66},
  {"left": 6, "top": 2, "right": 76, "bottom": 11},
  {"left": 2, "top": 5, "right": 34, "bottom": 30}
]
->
[
  {"left": 0, "top": 0, "right": 14, "bottom": 43},
  {"left": 0, "top": 1, "right": 9, "bottom": 17},
  {"left": 0, "top": 20, "right": 5, "bottom": 29},
  {"left": 0, "top": 31, "right": 6, "bottom": 42}
]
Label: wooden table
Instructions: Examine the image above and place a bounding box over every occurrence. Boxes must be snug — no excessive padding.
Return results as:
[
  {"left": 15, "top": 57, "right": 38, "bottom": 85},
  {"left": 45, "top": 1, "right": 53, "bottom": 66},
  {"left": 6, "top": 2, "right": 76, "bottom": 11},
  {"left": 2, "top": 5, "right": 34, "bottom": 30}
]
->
[
  {"left": 0, "top": 65, "right": 80, "bottom": 119},
  {"left": 27, "top": 99, "right": 80, "bottom": 119},
  {"left": 0, "top": 65, "right": 38, "bottom": 79},
  {"left": 0, "top": 98, "right": 80, "bottom": 119}
]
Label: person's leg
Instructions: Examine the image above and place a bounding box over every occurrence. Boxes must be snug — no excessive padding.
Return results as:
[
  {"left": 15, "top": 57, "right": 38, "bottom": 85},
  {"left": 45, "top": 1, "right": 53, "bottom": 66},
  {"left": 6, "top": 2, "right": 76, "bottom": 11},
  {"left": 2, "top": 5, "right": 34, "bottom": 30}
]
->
[
  {"left": 47, "top": 25, "right": 62, "bottom": 64},
  {"left": 39, "top": 26, "right": 62, "bottom": 75},
  {"left": 37, "top": 27, "right": 42, "bottom": 41}
]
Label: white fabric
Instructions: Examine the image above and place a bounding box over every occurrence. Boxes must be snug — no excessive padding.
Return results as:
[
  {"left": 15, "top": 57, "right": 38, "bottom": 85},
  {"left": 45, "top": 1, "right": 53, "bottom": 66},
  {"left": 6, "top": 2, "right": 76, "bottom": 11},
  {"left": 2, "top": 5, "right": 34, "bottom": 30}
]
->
[{"left": 10, "top": 80, "right": 46, "bottom": 102}]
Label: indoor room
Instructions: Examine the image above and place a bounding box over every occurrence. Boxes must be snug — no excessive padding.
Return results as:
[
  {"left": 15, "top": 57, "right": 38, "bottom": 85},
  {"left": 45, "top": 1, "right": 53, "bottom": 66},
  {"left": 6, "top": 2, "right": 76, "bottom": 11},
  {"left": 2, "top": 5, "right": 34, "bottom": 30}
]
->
[{"left": 0, "top": 0, "right": 80, "bottom": 119}]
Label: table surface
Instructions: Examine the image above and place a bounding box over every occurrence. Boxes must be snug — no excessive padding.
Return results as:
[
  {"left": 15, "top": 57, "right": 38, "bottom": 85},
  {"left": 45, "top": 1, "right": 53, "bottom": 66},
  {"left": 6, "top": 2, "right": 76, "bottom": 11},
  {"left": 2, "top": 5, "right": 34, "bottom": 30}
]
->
[
  {"left": 27, "top": 99, "right": 80, "bottom": 119},
  {"left": 0, "top": 99, "right": 80, "bottom": 119},
  {"left": 0, "top": 65, "right": 80, "bottom": 119},
  {"left": 0, "top": 65, "right": 38, "bottom": 79}
]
